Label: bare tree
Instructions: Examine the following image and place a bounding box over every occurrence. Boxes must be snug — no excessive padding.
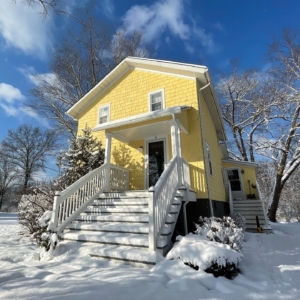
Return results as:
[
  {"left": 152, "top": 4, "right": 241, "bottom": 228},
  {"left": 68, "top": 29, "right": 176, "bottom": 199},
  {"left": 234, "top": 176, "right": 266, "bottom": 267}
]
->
[
  {"left": 11, "top": 0, "right": 60, "bottom": 16},
  {"left": 0, "top": 125, "right": 58, "bottom": 192},
  {"left": 217, "top": 62, "right": 282, "bottom": 162},
  {"left": 260, "top": 30, "right": 300, "bottom": 222},
  {"left": 28, "top": 7, "right": 150, "bottom": 138},
  {"left": 110, "top": 29, "right": 150, "bottom": 66},
  {"left": 0, "top": 154, "right": 19, "bottom": 210},
  {"left": 218, "top": 31, "right": 300, "bottom": 222}
]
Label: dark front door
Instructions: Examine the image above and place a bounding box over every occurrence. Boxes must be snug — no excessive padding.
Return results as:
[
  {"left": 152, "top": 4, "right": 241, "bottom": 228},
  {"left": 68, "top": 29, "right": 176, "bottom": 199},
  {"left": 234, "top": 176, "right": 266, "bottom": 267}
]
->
[{"left": 148, "top": 140, "right": 165, "bottom": 188}]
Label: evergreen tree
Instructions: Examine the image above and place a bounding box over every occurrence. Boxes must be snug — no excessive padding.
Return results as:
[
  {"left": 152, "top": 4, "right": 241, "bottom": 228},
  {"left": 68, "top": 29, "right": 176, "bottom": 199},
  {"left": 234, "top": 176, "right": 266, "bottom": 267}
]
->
[{"left": 57, "top": 127, "right": 105, "bottom": 187}]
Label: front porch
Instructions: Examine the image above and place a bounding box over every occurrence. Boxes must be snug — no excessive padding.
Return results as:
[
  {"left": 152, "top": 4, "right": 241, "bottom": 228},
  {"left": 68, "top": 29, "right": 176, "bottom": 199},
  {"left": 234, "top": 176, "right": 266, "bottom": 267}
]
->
[{"left": 94, "top": 106, "right": 191, "bottom": 192}]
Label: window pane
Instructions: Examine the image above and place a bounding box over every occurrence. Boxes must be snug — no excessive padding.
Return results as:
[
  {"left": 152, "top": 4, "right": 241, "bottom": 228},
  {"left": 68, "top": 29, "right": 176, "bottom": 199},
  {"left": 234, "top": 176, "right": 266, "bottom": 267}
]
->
[
  {"left": 99, "top": 116, "right": 107, "bottom": 124},
  {"left": 100, "top": 107, "right": 109, "bottom": 117},
  {"left": 152, "top": 102, "right": 162, "bottom": 111},
  {"left": 151, "top": 92, "right": 162, "bottom": 104}
]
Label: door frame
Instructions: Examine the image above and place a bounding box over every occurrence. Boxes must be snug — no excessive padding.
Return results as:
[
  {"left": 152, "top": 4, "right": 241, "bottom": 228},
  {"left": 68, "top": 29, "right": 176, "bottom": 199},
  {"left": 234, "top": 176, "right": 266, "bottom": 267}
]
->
[
  {"left": 144, "top": 134, "right": 169, "bottom": 189},
  {"left": 224, "top": 167, "right": 245, "bottom": 200}
]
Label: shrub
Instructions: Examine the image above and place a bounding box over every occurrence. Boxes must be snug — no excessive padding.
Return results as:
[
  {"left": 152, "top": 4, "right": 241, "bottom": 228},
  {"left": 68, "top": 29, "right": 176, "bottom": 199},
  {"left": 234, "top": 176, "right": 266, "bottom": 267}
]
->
[
  {"left": 195, "top": 216, "right": 244, "bottom": 252},
  {"left": 18, "top": 181, "right": 57, "bottom": 240},
  {"left": 230, "top": 212, "right": 246, "bottom": 231},
  {"left": 167, "top": 234, "right": 243, "bottom": 280}
]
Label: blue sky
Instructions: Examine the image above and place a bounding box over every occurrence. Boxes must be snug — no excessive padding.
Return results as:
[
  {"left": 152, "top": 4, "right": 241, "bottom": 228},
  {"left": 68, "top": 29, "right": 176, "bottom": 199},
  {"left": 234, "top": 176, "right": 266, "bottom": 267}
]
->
[{"left": 0, "top": 0, "right": 299, "bottom": 178}]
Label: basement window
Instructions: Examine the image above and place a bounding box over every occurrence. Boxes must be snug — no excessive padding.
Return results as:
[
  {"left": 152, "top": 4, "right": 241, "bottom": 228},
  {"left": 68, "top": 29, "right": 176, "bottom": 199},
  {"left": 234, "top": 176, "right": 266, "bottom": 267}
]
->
[
  {"left": 149, "top": 89, "right": 165, "bottom": 112},
  {"left": 98, "top": 104, "right": 110, "bottom": 124},
  {"left": 206, "top": 142, "right": 213, "bottom": 176}
]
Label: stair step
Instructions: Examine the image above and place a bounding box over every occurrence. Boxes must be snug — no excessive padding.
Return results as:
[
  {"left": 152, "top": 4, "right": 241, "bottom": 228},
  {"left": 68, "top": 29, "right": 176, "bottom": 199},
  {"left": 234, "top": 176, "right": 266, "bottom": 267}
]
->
[
  {"left": 68, "top": 222, "right": 149, "bottom": 234},
  {"left": 76, "top": 214, "right": 149, "bottom": 223},
  {"left": 61, "top": 230, "right": 168, "bottom": 249},
  {"left": 84, "top": 207, "right": 149, "bottom": 214},
  {"left": 91, "top": 201, "right": 148, "bottom": 207},
  {"left": 233, "top": 200, "right": 261, "bottom": 204}
]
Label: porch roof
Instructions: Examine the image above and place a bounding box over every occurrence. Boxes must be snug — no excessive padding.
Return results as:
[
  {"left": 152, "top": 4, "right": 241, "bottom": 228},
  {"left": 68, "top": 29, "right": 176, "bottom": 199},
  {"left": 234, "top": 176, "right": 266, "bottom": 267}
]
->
[
  {"left": 222, "top": 159, "right": 259, "bottom": 169},
  {"left": 92, "top": 106, "right": 189, "bottom": 143}
]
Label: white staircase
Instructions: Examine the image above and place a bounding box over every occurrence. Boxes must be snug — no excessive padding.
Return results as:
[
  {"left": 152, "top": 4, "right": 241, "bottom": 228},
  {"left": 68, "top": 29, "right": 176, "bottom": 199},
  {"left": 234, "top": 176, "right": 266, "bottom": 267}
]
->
[
  {"left": 233, "top": 199, "right": 272, "bottom": 232},
  {"left": 60, "top": 190, "right": 183, "bottom": 267}
]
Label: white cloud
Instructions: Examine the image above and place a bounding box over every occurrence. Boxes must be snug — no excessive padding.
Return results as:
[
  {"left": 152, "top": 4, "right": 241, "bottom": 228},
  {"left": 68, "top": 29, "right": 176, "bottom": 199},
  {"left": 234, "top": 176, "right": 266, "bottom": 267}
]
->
[
  {"left": 0, "top": 1, "right": 53, "bottom": 57},
  {"left": 0, "top": 83, "right": 25, "bottom": 103},
  {"left": 0, "top": 81, "right": 51, "bottom": 127},
  {"left": 123, "top": 0, "right": 189, "bottom": 42},
  {"left": 101, "top": 0, "right": 114, "bottom": 17},
  {"left": 122, "top": 0, "right": 218, "bottom": 54}
]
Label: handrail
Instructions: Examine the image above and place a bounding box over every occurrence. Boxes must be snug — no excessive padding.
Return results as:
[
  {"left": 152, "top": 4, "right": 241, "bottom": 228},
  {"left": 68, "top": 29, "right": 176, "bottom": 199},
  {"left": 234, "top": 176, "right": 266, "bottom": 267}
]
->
[
  {"left": 148, "top": 156, "right": 179, "bottom": 250},
  {"left": 110, "top": 164, "right": 130, "bottom": 191},
  {"left": 50, "top": 163, "right": 107, "bottom": 234},
  {"left": 256, "top": 180, "right": 270, "bottom": 228}
]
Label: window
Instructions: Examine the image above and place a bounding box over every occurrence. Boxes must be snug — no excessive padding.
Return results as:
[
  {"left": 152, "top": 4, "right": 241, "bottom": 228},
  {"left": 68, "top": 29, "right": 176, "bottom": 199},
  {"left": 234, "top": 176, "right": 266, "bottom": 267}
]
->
[
  {"left": 98, "top": 104, "right": 110, "bottom": 124},
  {"left": 206, "top": 142, "right": 213, "bottom": 176},
  {"left": 149, "top": 89, "right": 165, "bottom": 112}
]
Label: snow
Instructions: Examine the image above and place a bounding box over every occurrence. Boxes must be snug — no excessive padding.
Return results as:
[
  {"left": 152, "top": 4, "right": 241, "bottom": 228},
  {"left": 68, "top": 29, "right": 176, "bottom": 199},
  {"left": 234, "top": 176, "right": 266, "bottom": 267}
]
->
[
  {"left": 1, "top": 212, "right": 300, "bottom": 299},
  {"left": 167, "top": 234, "right": 243, "bottom": 270}
]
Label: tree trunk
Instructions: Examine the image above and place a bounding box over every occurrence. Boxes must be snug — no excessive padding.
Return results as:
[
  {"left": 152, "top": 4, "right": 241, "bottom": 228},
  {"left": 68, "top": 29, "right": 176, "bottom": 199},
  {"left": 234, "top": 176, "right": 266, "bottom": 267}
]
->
[{"left": 268, "top": 175, "right": 283, "bottom": 222}]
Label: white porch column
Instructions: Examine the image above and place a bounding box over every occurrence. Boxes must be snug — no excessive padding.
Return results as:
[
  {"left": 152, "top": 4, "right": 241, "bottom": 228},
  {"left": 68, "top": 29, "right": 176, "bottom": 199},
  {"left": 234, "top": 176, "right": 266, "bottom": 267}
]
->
[
  {"left": 104, "top": 133, "right": 112, "bottom": 192},
  {"left": 169, "top": 119, "right": 183, "bottom": 186}
]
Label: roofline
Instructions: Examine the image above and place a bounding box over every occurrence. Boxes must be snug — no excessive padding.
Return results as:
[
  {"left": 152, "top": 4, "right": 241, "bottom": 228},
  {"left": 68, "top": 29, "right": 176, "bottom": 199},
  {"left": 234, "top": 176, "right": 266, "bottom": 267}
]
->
[{"left": 222, "top": 159, "right": 259, "bottom": 168}]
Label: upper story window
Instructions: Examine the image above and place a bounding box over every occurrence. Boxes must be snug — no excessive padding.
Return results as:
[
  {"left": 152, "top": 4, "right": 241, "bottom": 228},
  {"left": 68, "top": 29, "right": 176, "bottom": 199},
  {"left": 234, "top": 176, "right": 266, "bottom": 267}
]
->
[
  {"left": 98, "top": 104, "right": 110, "bottom": 124},
  {"left": 149, "top": 89, "right": 165, "bottom": 112},
  {"left": 206, "top": 142, "right": 213, "bottom": 176}
]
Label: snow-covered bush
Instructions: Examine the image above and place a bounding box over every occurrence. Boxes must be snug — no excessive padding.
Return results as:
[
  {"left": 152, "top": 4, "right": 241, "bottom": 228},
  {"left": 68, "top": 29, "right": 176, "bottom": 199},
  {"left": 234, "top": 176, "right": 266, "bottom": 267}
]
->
[
  {"left": 230, "top": 212, "right": 246, "bottom": 231},
  {"left": 37, "top": 210, "right": 54, "bottom": 250},
  {"left": 195, "top": 216, "right": 244, "bottom": 252},
  {"left": 18, "top": 181, "right": 57, "bottom": 240},
  {"left": 57, "top": 126, "right": 105, "bottom": 188},
  {"left": 167, "top": 234, "right": 243, "bottom": 279}
]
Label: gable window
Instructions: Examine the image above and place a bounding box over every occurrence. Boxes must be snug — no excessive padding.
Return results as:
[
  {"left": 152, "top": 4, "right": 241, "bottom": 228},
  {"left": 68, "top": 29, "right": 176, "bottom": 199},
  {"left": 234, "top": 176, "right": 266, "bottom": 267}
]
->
[
  {"left": 98, "top": 104, "right": 110, "bottom": 124},
  {"left": 206, "top": 142, "right": 213, "bottom": 176},
  {"left": 149, "top": 89, "right": 165, "bottom": 112}
]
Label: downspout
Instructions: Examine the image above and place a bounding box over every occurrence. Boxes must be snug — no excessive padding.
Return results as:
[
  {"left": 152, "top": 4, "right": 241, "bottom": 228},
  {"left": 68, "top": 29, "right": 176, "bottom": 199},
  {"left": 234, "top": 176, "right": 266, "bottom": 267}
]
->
[{"left": 198, "top": 81, "right": 214, "bottom": 217}]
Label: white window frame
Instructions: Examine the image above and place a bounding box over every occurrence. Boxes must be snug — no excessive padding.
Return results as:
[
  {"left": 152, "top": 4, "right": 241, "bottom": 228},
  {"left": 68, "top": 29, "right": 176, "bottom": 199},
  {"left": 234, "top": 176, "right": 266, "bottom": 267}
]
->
[
  {"left": 148, "top": 89, "right": 165, "bottom": 112},
  {"left": 98, "top": 104, "right": 111, "bottom": 125},
  {"left": 206, "top": 141, "right": 213, "bottom": 176}
]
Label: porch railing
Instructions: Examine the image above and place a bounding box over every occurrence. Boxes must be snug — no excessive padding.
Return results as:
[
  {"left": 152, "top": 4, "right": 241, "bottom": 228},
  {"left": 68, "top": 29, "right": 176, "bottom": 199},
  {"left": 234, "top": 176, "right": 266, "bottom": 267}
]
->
[
  {"left": 110, "top": 165, "right": 130, "bottom": 191},
  {"left": 182, "top": 158, "right": 191, "bottom": 187},
  {"left": 50, "top": 163, "right": 130, "bottom": 234}
]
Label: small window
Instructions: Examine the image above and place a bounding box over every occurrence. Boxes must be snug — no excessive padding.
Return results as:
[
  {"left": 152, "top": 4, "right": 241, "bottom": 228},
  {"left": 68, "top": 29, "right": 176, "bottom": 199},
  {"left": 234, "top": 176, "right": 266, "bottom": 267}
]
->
[
  {"left": 206, "top": 142, "right": 213, "bottom": 176},
  {"left": 149, "top": 89, "right": 165, "bottom": 112},
  {"left": 98, "top": 104, "right": 110, "bottom": 124}
]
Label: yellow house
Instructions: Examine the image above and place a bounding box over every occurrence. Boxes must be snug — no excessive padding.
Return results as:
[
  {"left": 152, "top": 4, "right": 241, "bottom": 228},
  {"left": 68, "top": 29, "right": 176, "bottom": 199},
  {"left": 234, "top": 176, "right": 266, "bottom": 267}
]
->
[{"left": 51, "top": 57, "right": 270, "bottom": 265}]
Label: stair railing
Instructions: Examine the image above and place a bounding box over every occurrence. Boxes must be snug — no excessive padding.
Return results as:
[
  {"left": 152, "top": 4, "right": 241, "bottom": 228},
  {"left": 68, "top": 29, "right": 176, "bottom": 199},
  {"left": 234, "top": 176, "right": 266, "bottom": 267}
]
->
[
  {"left": 50, "top": 164, "right": 108, "bottom": 234},
  {"left": 148, "top": 156, "right": 180, "bottom": 251},
  {"left": 255, "top": 180, "right": 270, "bottom": 228}
]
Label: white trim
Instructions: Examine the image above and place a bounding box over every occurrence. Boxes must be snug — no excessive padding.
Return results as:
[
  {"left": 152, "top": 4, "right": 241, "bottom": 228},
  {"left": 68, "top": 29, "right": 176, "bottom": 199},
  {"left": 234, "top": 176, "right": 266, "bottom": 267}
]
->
[
  {"left": 224, "top": 167, "right": 245, "bottom": 200},
  {"left": 144, "top": 135, "right": 169, "bottom": 189},
  {"left": 222, "top": 159, "right": 258, "bottom": 168},
  {"left": 92, "top": 106, "right": 190, "bottom": 132},
  {"left": 98, "top": 104, "right": 111, "bottom": 125},
  {"left": 148, "top": 88, "right": 165, "bottom": 112}
]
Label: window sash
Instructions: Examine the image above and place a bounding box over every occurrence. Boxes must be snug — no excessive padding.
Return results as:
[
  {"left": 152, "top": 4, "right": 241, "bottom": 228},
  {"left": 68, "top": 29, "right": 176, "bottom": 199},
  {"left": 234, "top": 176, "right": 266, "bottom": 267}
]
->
[{"left": 99, "top": 105, "right": 110, "bottom": 124}]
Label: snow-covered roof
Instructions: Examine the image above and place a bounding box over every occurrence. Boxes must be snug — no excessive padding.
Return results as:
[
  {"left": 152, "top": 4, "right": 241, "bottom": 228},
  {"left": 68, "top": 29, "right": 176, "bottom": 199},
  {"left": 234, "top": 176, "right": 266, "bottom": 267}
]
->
[{"left": 67, "top": 57, "right": 226, "bottom": 140}]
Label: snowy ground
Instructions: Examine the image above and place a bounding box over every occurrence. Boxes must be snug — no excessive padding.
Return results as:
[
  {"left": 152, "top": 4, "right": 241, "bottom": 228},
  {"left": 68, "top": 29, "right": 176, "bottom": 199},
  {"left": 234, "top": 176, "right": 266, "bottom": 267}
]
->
[{"left": 0, "top": 213, "right": 299, "bottom": 300}]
